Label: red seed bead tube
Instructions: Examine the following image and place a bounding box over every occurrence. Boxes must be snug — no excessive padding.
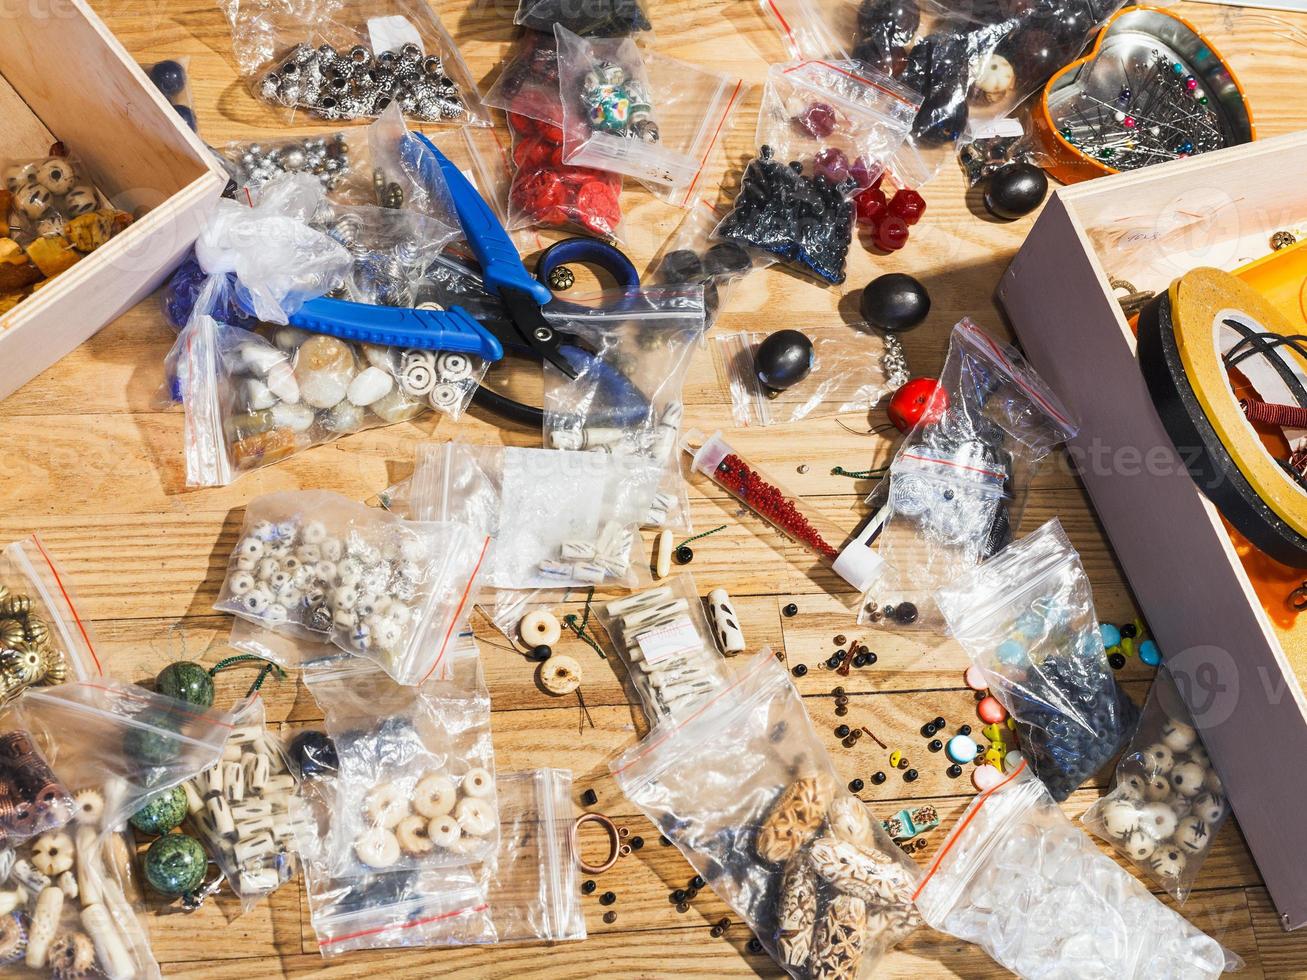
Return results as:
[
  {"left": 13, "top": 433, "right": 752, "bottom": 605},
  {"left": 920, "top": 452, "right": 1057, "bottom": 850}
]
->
[{"left": 688, "top": 431, "right": 858, "bottom": 570}]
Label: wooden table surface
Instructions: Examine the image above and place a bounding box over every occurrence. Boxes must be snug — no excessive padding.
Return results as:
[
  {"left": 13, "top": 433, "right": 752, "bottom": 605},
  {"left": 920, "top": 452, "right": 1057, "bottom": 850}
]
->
[{"left": 6, "top": 0, "right": 1307, "bottom": 975}]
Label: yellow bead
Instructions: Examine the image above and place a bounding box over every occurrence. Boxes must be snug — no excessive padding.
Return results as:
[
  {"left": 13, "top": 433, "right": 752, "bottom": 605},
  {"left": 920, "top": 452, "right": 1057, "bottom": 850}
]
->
[{"left": 889, "top": 750, "right": 902, "bottom": 768}]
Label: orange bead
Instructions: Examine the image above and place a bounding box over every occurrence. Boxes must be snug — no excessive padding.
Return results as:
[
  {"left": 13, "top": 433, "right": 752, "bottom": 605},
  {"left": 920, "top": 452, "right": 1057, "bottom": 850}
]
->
[{"left": 977, "top": 695, "right": 1007, "bottom": 725}]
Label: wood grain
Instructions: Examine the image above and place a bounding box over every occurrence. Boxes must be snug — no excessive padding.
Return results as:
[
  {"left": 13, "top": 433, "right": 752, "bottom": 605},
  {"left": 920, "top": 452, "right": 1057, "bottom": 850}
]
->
[{"left": 4, "top": 0, "right": 1307, "bottom": 975}]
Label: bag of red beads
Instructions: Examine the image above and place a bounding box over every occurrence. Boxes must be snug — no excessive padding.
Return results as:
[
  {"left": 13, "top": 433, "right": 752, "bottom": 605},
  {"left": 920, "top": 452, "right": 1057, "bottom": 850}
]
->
[
  {"left": 713, "top": 60, "right": 919, "bottom": 284},
  {"left": 485, "top": 31, "right": 624, "bottom": 241}
]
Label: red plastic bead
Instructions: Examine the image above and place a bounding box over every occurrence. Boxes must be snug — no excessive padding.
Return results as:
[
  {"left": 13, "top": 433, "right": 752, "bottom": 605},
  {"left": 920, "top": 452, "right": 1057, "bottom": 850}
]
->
[
  {"left": 889, "top": 188, "right": 927, "bottom": 226},
  {"left": 977, "top": 696, "right": 1008, "bottom": 725},
  {"left": 887, "top": 377, "right": 948, "bottom": 432},
  {"left": 873, "top": 215, "right": 910, "bottom": 251},
  {"left": 855, "top": 187, "right": 888, "bottom": 226}
]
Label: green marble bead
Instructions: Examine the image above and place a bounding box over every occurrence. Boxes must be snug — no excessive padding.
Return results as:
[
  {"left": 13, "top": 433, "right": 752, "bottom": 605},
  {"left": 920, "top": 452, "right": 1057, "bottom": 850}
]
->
[
  {"left": 155, "top": 661, "right": 214, "bottom": 708},
  {"left": 144, "top": 833, "right": 207, "bottom": 896},
  {"left": 124, "top": 709, "right": 183, "bottom": 768},
  {"left": 129, "top": 786, "right": 188, "bottom": 836}
]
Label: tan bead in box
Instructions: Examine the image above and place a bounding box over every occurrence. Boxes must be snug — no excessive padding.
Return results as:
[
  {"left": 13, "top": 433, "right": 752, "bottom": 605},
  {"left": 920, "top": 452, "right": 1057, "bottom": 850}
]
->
[{"left": 25, "top": 235, "right": 80, "bottom": 278}]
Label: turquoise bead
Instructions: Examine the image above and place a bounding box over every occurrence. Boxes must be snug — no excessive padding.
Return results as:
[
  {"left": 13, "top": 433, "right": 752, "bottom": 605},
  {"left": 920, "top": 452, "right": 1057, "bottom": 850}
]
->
[
  {"left": 996, "top": 639, "right": 1025, "bottom": 665},
  {"left": 144, "top": 834, "right": 207, "bottom": 896},
  {"left": 1099, "top": 623, "right": 1121, "bottom": 648},
  {"left": 1015, "top": 610, "right": 1043, "bottom": 639},
  {"left": 1139, "top": 639, "right": 1161, "bottom": 666},
  {"left": 156, "top": 661, "right": 214, "bottom": 708},
  {"left": 945, "top": 734, "right": 978, "bottom": 765},
  {"left": 129, "top": 786, "right": 188, "bottom": 836}
]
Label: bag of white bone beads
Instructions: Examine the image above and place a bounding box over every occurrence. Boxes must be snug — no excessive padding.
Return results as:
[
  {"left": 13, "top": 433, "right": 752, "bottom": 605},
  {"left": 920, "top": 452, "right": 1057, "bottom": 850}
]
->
[{"left": 1081, "top": 665, "right": 1231, "bottom": 903}]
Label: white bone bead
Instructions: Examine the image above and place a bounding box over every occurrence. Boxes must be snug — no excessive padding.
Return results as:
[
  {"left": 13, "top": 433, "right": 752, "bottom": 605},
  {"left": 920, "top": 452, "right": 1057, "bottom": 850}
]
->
[{"left": 224, "top": 761, "right": 246, "bottom": 803}]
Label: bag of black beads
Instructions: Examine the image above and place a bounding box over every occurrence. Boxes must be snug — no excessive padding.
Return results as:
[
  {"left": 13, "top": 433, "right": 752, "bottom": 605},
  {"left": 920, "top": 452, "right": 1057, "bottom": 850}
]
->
[
  {"left": 218, "top": 0, "right": 488, "bottom": 125},
  {"left": 650, "top": 199, "right": 772, "bottom": 326},
  {"left": 610, "top": 649, "right": 923, "bottom": 979},
  {"left": 515, "top": 0, "right": 652, "bottom": 38},
  {"left": 859, "top": 318, "right": 1077, "bottom": 630},
  {"left": 936, "top": 519, "right": 1140, "bottom": 802},
  {"left": 713, "top": 60, "right": 919, "bottom": 284}
]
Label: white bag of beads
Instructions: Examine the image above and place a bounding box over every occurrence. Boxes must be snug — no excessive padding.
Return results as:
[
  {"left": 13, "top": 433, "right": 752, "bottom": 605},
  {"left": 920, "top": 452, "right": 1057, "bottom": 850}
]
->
[
  {"left": 1081, "top": 665, "right": 1231, "bottom": 903},
  {"left": 915, "top": 764, "right": 1238, "bottom": 979}
]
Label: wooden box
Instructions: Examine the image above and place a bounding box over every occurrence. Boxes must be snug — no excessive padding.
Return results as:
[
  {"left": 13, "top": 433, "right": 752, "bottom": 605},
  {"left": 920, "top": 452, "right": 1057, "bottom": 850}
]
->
[
  {"left": 999, "top": 130, "right": 1307, "bottom": 931},
  {"left": 0, "top": 0, "right": 227, "bottom": 400}
]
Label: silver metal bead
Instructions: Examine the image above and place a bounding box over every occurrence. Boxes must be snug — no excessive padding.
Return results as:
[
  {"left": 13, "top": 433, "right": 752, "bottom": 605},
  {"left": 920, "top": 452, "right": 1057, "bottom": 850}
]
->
[
  {"left": 399, "top": 43, "right": 421, "bottom": 63},
  {"left": 421, "top": 55, "right": 443, "bottom": 78}
]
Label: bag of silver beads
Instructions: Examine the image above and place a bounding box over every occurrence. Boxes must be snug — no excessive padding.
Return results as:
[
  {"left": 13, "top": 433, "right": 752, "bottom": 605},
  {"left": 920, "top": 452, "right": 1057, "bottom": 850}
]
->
[
  {"left": 217, "top": 0, "right": 488, "bottom": 125},
  {"left": 542, "top": 286, "right": 707, "bottom": 531},
  {"left": 0, "top": 534, "right": 102, "bottom": 706},
  {"left": 214, "top": 489, "right": 492, "bottom": 687},
  {"left": 1081, "top": 664, "right": 1231, "bottom": 903},
  {"left": 215, "top": 132, "right": 368, "bottom": 201},
  {"left": 712, "top": 60, "right": 919, "bottom": 285},
  {"left": 610, "top": 649, "right": 923, "bottom": 979}
]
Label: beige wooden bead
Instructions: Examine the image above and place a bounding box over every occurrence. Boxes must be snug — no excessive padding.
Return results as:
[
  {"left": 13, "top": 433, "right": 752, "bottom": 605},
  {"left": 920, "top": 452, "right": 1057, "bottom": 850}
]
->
[
  {"left": 82, "top": 903, "right": 135, "bottom": 980},
  {"left": 25, "top": 885, "right": 63, "bottom": 968}
]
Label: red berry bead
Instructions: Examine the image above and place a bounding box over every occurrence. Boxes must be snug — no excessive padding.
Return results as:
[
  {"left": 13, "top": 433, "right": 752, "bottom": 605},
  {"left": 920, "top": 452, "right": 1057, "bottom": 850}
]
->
[
  {"left": 855, "top": 187, "right": 888, "bottom": 226},
  {"left": 889, "top": 188, "right": 926, "bottom": 226},
  {"left": 794, "top": 102, "right": 837, "bottom": 139},
  {"left": 874, "top": 215, "right": 910, "bottom": 251}
]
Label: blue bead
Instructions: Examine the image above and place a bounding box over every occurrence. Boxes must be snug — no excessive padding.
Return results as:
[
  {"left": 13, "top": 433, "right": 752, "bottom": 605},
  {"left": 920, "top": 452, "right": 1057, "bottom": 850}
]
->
[
  {"left": 148, "top": 59, "right": 188, "bottom": 98},
  {"left": 1015, "top": 610, "right": 1043, "bottom": 639},
  {"left": 1139, "top": 640, "right": 1161, "bottom": 666},
  {"left": 996, "top": 639, "right": 1025, "bottom": 665},
  {"left": 945, "top": 734, "right": 978, "bottom": 765},
  {"left": 1099, "top": 623, "right": 1121, "bottom": 648}
]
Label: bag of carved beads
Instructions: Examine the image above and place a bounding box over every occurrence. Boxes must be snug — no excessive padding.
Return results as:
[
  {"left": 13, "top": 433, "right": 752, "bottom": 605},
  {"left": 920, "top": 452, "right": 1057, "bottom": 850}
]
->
[
  {"left": 594, "top": 574, "right": 734, "bottom": 725},
  {"left": 214, "top": 489, "right": 491, "bottom": 686},
  {"left": 543, "top": 286, "right": 706, "bottom": 530},
  {"left": 483, "top": 30, "right": 625, "bottom": 241},
  {"left": 717, "top": 322, "right": 909, "bottom": 428},
  {"left": 713, "top": 60, "right": 919, "bottom": 285},
  {"left": 915, "top": 765, "right": 1237, "bottom": 979},
  {"left": 218, "top": 0, "right": 487, "bottom": 125},
  {"left": 859, "top": 318, "right": 1077, "bottom": 630},
  {"left": 553, "top": 26, "right": 747, "bottom": 204},
  {"left": 304, "top": 647, "right": 498, "bottom": 878},
  {"left": 0, "top": 534, "right": 103, "bottom": 706},
  {"left": 1081, "top": 666, "right": 1230, "bottom": 902},
  {"left": 936, "top": 519, "right": 1139, "bottom": 803},
  {"left": 611, "top": 650, "right": 923, "bottom": 979},
  {"left": 180, "top": 696, "right": 307, "bottom": 913}
]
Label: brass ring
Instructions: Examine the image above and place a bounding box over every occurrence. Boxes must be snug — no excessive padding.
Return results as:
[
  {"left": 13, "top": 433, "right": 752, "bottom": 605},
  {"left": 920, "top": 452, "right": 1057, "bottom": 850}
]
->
[
  {"left": 1289, "top": 582, "right": 1307, "bottom": 611},
  {"left": 572, "top": 812, "right": 620, "bottom": 875}
]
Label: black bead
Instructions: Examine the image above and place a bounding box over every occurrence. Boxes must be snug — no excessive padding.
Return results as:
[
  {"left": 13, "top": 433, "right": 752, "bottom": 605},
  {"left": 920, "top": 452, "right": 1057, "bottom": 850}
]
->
[
  {"left": 748, "top": 938, "right": 764, "bottom": 954},
  {"left": 835, "top": 724, "right": 851, "bottom": 738},
  {"left": 686, "top": 887, "right": 699, "bottom": 900},
  {"left": 582, "top": 879, "right": 597, "bottom": 894},
  {"left": 783, "top": 603, "right": 798, "bottom": 617},
  {"left": 289, "top": 730, "right": 338, "bottom": 778},
  {"left": 871, "top": 771, "right": 887, "bottom": 784},
  {"left": 947, "top": 764, "right": 963, "bottom": 778},
  {"left": 864, "top": 651, "right": 878, "bottom": 665},
  {"left": 959, "top": 724, "right": 972, "bottom": 736},
  {"left": 894, "top": 602, "right": 919, "bottom": 625},
  {"left": 929, "top": 739, "right": 943, "bottom": 752},
  {"left": 755, "top": 329, "right": 815, "bottom": 392},
  {"left": 691, "top": 875, "right": 705, "bottom": 889},
  {"left": 1108, "top": 652, "right": 1126, "bottom": 670},
  {"left": 983, "top": 162, "right": 1049, "bottom": 220},
  {"left": 659, "top": 248, "right": 704, "bottom": 283},
  {"left": 703, "top": 241, "right": 753, "bottom": 278},
  {"left": 710, "top": 926, "right": 724, "bottom": 938},
  {"left": 674, "top": 545, "right": 694, "bottom": 564},
  {"left": 148, "top": 59, "right": 188, "bottom": 97},
  {"left": 600, "top": 891, "right": 616, "bottom": 906},
  {"left": 660, "top": 835, "right": 672, "bottom": 846},
  {"left": 904, "top": 768, "right": 919, "bottom": 782},
  {"left": 631, "top": 836, "right": 644, "bottom": 850},
  {"left": 826, "top": 655, "right": 842, "bottom": 670},
  {"left": 530, "top": 644, "right": 552, "bottom": 661},
  {"left": 933, "top": 716, "right": 945, "bottom": 728},
  {"left": 792, "top": 664, "right": 808, "bottom": 677},
  {"left": 671, "top": 889, "right": 687, "bottom": 902},
  {"left": 920, "top": 723, "right": 935, "bottom": 737},
  {"left": 603, "top": 911, "right": 617, "bottom": 924},
  {"left": 581, "top": 788, "right": 598, "bottom": 806},
  {"left": 861, "top": 273, "right": 931, "bottom": 333},
  {"left": 849, "top": 778, "right": 864, "bottom": 792},
  {"left": 1120, "top": 623, "right": 1138, "bottom": 638},
  {"left": 852, "top": 653, "right": 867, "bottom": 667},
  {"left": 676, "top": 901, "right": 689, "bottom": 913},
  {"left": 174, "top": 103, "right": 198, "bottom": 131}
]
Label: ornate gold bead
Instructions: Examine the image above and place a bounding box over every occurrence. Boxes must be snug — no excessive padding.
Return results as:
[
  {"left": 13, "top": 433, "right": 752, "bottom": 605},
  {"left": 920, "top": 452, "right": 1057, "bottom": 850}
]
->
[
  {"left": 23, "top": 616, "right": 48, "bottom": 648},
  {"left": 0, "top": 620, "right": 23, "bottom": 649},
  {"left": 1271, "top": 230, "right": 1298, "bottom": 251},
  {"left": 38, "top": 648, "right": 66, "bottom": 685},
  {"left": 0, "top": 645, "right": 43, "bottom": 687},
  {"left": 0, "top": 594, "right": 30, "bottom": 617}
]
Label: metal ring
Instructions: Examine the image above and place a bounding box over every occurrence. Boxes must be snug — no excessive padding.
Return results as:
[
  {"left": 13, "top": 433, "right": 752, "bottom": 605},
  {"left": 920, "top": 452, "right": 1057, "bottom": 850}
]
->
[
  {"left": 1289, "top": 582, "right": 1307, "bottom": 611},
  {"left": 572, "top": 812, "right": 621, "bottom": 875}
]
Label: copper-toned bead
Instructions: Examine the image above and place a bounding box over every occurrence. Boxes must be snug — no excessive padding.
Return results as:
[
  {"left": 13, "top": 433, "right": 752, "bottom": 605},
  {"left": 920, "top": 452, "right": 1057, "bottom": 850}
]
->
[{"left": 0, "top": 730, "right": 36, "bottom": 760}]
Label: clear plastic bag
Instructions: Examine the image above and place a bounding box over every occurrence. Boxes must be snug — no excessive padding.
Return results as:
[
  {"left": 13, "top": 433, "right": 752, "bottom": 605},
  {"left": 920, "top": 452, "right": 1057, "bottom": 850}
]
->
[
  {"left": 214, "top": 490, "right": 491, "bottom": 686},
  {"left": 0, "top": 534, "right": 103, "bottom": 705},
  {"left": 650, "top": 200, "right": 771, "bottom": 326},
  {"left": 482, "top": 768, "right": 586, "bottom": 944},
  {"left": 717, "top": 324, "right": 908, "bottom": 427},
  {"left": 714, "top": 61, "right": 919, "bottom": 283},
  {"left": 861, "top": 318, "right": 1077, "bottom": 628},
  {"left": 594, "top": 574, "right": 730, "bottom": 725},
  {"left": 214, "top": 131, "right": 367, "bottom": 201},
  {"left": 915, "top": 765, "right": 1236, "bottom": 979},
  {"left": 554, "top": 26, "right": 747, "bottom": 199},
  {"left": 484, "top": 31, "right": 624, "bottom": 240},
  {"left": 218, "top": 0, "right": 487, "bottom": 125},
  {"left": 142, "top": 58, "right": 198, "bottom": 132},
  {"left": 936, "top": 519, "right": 1139, "bottom": 802},
  {"left": 304, "top": 648, "right": 498, "bottom": 876},
  {"left": 183, "top": 697, "right": 303, "bottom": 912},
  {"left": 543, "top": 287, "right": 706, "bottom": 530},
  {"left": 611, "top": 649, "right": 922, "bottom": 978},
  {"left": 516, "top": 0, "right": 652, "bottom": 37},
  {"left": 0, "top": 825, "right": 160, "bottom": 978},
  {"left": 1081, "top": 666, "right": 1229, "bottom": 903},
  {"left": 0, "top": 727, "right": 72, "bottom": 848}
]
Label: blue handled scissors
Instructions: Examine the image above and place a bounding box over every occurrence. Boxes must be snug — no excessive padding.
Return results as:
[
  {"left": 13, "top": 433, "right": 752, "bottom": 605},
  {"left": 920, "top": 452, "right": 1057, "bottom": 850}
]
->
[{"left": 287, "top": 132, "right": 643, "bottom": 426}]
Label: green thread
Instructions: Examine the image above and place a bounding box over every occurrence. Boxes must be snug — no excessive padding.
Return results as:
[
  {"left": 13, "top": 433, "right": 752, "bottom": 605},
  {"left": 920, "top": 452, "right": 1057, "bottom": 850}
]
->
[
  {"left": 562, "top": 588, "right": 607, "bottom": 660},
  {"left": 209, "top": 655, "right": 286, "bottom": 699},
  {"left": 831, "top": 465, "right": 888, "bottom": 479},
  {"left": 677, "top": 524, "right": 727, "bottom": 548}
]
